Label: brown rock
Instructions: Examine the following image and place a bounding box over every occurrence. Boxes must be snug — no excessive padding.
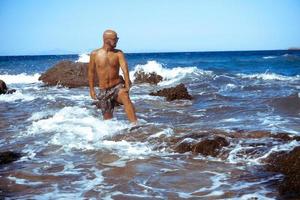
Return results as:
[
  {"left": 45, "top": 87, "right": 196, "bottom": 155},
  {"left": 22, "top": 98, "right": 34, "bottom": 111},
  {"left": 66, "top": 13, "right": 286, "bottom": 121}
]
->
[
  {"left": 191, "top": 136, "right": 229, "bottom": 156},
  {"left": 39, "top": 60, "right": 99, "bottom": 88},
  {"left": 0, "top": 80, "right": 16, "bottom": 95},
  {"left": 149, "top": 83, "right": 193, "bottom": 101},
  {"left": 0, "top": 151, "right": 21, "bottom": 165},
  {"left": 174, "top": 139, "right": 194, "bottom": 153},
  {"left": 174, "top": 134, "right": 229, "bottom": 157},
  {"left": 0, "top": 79, "right": 8, "bottom": 94},
  {"left": 134, "top": 70, "right": 163, "bottom": 85},
  {"left": 265, "top": 146, "right": 300, "bottom": 198},
  {"left": 229, "top": 130, "right": 300, "bottom": 141}
]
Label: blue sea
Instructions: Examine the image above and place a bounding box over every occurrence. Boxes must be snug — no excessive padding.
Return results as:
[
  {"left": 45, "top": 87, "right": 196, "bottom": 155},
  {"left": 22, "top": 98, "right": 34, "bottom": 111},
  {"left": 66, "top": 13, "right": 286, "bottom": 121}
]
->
[{"left": 0, "top": 50, "right": 300, "bottom": 199}]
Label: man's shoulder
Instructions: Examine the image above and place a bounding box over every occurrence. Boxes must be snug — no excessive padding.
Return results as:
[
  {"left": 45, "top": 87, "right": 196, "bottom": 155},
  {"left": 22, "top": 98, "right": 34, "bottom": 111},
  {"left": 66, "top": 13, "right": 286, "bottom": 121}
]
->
[
  {"left": 114, "top": 49, "right": 124, "bottom": 55},
  {"left": 90, "top": 48, "right": 102, "bottom": 55}
]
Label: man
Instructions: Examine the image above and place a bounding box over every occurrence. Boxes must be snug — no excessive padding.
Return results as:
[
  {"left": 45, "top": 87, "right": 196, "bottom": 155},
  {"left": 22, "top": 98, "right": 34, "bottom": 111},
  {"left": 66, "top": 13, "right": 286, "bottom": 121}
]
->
[{"left": 88, "top": 30, "right": 137, "bottom": 124}]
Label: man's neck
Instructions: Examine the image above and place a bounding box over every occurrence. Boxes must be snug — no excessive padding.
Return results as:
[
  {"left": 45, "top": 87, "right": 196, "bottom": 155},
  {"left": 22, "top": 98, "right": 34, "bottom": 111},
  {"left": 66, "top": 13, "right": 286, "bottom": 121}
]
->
[{"left": 102, "top": 44, "right": 114, "bottom": 52}]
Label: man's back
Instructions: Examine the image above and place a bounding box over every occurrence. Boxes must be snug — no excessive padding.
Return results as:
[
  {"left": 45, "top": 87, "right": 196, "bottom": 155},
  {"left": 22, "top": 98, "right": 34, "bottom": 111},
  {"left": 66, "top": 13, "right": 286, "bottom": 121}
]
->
[
  {"left": 91, "top": 48, "right": 121, "bottom": 89},
  {"left": 88, "top": 29, "right": 137, "bottom": 123}
]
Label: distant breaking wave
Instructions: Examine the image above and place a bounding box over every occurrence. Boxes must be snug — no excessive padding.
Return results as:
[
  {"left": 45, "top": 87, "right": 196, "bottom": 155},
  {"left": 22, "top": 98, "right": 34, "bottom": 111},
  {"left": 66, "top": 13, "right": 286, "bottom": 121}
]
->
[
  {"left": 237, "top": 72, "right": 300, "bottom": 81},
  {"left": 262, "top": 56, "right": 277, "bottom": 59},
  {"left": 76, "top": 53, "right": 90, "bottom": 63},
  {"left": 130, "top": 60, "right": 214, "bottom": 85},
  {"left": 0, "top": 73, "right": 41, "bottom": 84}
]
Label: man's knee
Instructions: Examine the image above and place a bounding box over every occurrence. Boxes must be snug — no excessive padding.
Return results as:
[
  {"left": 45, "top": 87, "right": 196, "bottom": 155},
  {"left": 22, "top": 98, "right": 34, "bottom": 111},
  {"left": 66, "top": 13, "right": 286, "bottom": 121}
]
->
[
  {"left": 103, "top": 112, "right": 113, "bottom": 120},
  {"left": 118, "top": 90, "right": 130, "bottom": 102}
]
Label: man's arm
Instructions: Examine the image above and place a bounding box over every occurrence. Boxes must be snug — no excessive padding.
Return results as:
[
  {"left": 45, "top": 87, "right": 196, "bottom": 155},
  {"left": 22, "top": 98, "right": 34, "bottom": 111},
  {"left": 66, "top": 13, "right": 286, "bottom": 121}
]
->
[
  {"left": 88, "top": 52, "right": 96, "bottom": 100},
  {"left": 118, "top": 51, "right": 131, "bottom": 91}
]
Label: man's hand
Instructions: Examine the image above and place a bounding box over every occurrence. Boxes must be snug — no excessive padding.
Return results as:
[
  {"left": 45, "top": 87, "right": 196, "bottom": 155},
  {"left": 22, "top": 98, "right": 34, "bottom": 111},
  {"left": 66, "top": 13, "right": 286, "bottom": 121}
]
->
[{"left": 90, "top": 90, "right": 96, "bottom": 100}]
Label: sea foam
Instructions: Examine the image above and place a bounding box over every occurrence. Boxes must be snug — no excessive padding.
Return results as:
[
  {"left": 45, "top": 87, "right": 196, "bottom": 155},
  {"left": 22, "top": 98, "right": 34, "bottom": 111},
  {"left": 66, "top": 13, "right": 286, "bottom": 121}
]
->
[
  {"left": 238, "top": 72, "right": 300, "bottom": 81},
  {"left": 26, "top": 106, "right": 154, "bottom": 159},
  {"left": 0, "top": 73, "right": 41, "bottom": 84},
  {"left": 130, "top": 60, "right": 213, "bottom": 85},
  {"left": 76, "top": 53, "right": 90, "bottom": 63}
]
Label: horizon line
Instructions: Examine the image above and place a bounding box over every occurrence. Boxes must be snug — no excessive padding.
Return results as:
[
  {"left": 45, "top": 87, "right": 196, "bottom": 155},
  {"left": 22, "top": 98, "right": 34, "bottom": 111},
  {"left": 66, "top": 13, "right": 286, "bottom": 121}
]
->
[{"left": 0, "top": 48, "right": 299, "bottom": 57}]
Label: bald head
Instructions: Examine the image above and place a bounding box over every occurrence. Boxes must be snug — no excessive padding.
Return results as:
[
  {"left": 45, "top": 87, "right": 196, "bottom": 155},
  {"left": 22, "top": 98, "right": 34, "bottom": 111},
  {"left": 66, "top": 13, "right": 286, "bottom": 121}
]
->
[
  {"left": 103, "top": 30, "right": 117, "bottom": 40},
  {"left": 102, "top": 30, "right": 119, "bottom": 49}
]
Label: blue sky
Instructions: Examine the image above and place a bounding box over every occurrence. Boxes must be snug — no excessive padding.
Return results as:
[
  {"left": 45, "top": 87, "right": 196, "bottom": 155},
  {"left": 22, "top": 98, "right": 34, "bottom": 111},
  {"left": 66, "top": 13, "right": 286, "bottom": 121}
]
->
[{"left": 0, "top": 0, "right": 300, "bottom": 55}]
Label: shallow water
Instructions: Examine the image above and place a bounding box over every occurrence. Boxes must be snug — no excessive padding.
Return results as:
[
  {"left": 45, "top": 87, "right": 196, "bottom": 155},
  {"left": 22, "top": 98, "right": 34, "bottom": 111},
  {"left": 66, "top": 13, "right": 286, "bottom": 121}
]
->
[{"left": 0, "top": 50, "right": 300, "bottom": 199}]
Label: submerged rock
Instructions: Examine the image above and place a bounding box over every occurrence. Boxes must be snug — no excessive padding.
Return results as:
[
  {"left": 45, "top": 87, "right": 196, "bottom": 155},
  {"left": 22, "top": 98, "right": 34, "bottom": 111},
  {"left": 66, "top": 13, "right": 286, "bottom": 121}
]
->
[
  {"left": 39, "top": 60, "right": 98, "bottom": 88},
  {"left": 265, "top": 146, "right": 300, "bottom": 198},
  {"left": 0, "top": 151, "right": 22, "bottom": 165},
  {"left": 0, "top": 80, "right": 16, "bottom": 95},
  {"left": 229, "top": 130, "right": 300, "bottom": 141},
  {"left": 149, "top": 83, "right": 192, "bottom": 101},
  {"left": 191, "top": 136, "right": 229, "bottom": 156},
  {"left": 134, "top": 70, "right": 163, "bottom": 85},
  {"left": 174, "top": 135, "right": 229, "bottom": 157}
]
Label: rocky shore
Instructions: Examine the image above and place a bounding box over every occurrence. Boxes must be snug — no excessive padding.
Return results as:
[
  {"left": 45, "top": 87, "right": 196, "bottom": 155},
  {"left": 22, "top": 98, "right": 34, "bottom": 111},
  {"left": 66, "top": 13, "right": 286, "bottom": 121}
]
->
[{"left": 31, "top": 60, "right": 300, "bottom": 197}]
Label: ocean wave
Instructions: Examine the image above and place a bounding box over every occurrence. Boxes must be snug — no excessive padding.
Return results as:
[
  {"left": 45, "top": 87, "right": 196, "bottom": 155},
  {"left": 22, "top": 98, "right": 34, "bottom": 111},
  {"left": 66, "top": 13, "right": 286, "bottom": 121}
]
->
[
  {"left": 130, "top": 60, "right": 213, "bottom": 85},
  {"left": 0, "top": 73, "right": 41, "bottom": 84},
  {"left": 76, "top": 53, "right": 90, "bottom": 63},
  {"left": 237, "top": 72, "right": 300, "bottom": 81},
  {"left": 262, "top": 56, "right": 277, "bottom": 59},
  {"left": 0, "top": 90, "right": 35, "bottom": 102},
  {"left": 26, "top": 106, "right": 154, "bottom": 159}
]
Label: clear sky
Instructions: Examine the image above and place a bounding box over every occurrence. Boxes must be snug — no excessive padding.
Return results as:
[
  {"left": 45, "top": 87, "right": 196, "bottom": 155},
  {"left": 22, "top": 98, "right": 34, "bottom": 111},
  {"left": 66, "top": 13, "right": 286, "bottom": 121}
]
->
[{"left": 0, "top": 0, "right": 300, "bottom": 55}]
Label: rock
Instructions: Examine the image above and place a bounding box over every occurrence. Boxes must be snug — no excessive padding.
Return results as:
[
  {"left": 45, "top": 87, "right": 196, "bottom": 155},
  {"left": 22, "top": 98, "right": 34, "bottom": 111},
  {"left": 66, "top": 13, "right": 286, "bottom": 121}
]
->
[
  {"left": 0, "top": 151, "right": 22, "bottom": 165},
  {"left": 149, "top": 83, "right": 193, "bottom": 101},
  {"left": 191, "top": 136, "right": 229, "bottom": 156},
  {"left": 0, "top": 80, "right": 16, "bottom": 95},
  {"left": 134, "top": 70, "right": 163, "bottom": 85},
  {"left": 229, "top": 130, "right": 300, "bottom": 141},
  {"left": 265, "top": 146, "right": 300, "bottom": 198},
  {"left": 0, "top": 80, "right": 8, "bottom": 94},
  {"left": 39, "top": 60, "right": 99, "bottom": 88},
  {"left": 174, "top": 135, "right": 229, "bottom": 157},
  {"left": 174, "top": 139, "right": 194, "bottom": 153}
]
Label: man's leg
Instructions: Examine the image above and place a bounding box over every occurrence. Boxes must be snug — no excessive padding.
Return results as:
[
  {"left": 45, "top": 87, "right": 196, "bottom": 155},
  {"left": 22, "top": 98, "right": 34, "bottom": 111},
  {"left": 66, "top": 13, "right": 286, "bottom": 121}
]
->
[
  {"left": 116, "top": 89, "right": 137, "bottom": 123},
  {"left": 103, "top": 112, "right": 113, "bottom": 120}
]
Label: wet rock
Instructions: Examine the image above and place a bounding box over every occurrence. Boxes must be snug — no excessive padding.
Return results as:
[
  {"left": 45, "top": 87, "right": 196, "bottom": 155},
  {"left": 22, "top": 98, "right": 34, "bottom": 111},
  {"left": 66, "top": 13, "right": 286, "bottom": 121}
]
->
[
  {"left": 149, "top": 83, "right": 193, "bottom": 101},
  {"left": 39, "top": 60, "right": 99, "bottom": 88},
  {"left": 0, "top": 80, "right": 16, "bottom": 95},
  {"left": 0, "top": 151, "right": 22, "bottom": 165},
  {"left": 191, "top": 136, "right": 229, "bottom": 156},
  {"left": 134, "top": 70, "right": 163, "bottom": 85},
  {"left": 265, "top": 146, "right": 300, "bottom": 198},
  {"left": 174, "top": 135, "right": 229, "bottom": 157},
  {"left": 229, "top": 130, "right": 300, "bottom": 142},
  {"left": 174, "top": 138, "right": 195, "bottom": 153}
]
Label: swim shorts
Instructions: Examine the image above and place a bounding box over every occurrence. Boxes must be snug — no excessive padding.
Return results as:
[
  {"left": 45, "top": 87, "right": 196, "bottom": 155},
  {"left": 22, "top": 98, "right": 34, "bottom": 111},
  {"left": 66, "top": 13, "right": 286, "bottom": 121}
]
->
[{"left": 96, "top": 83, "right": 124, "bottom": 115}]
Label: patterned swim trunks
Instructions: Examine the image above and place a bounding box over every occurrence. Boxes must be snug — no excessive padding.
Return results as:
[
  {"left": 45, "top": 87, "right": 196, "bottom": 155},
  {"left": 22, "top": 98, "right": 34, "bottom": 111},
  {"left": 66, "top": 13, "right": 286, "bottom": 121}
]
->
[{"left": 96, "top": 83, "right": 124, "bottom": 115}]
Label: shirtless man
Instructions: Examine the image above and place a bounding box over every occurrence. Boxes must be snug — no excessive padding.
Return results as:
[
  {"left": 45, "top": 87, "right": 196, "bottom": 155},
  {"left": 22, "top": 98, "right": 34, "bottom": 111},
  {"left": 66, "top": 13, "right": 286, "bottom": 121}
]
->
[{"left": 88, "top": 30, "right": 137, "bottom": 123}]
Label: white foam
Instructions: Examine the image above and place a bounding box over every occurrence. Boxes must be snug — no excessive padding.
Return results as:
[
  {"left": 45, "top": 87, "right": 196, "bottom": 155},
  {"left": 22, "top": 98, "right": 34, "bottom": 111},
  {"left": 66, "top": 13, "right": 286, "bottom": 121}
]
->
[
  {"left": 238, "top": 72, "right": 300, "bottom": 81},
  {"left": 227, "top": 140, "right": 300, "bottom": 165},
  {"left": 220, "top": 83, "right": 237, "bottom": 92},
  {"left": 26, "top": 106, "right": 155, "bottom": 161},
  {"left": 0, "top": 73, "right": 41, "bottom": 84},
  {"left": 76, "top": 53, "right": 90, "bottom": 63},
  {"left": 27, "top": 110, "right": 55, "bottom": 121},
  {"left": 0, "top": 90, "right": 35, "bottom": 102},
  {"left": 130, "top": 60, "right": 213, "bottom": 85},
  {"left": 7, "top": 176, "right": 43, "bottom": 185},
  {"left": 262, "top": 56, "right": 277, "bottom": 59},
  {"left": 148, "top": 128, "right": 174, "bottom": 138},
  {"left": 257, "top": 140, "right": 300, "bottom": 161},
  {"left": 237, "top": 193, "right": 275, "bottom": 200}
]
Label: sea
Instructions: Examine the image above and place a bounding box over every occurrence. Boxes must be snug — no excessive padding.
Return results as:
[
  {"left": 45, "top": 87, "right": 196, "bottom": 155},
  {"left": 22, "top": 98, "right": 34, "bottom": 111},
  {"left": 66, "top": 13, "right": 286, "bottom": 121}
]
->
[{"left": 0, "top": 50, "right": 300, "bottom": 199}]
